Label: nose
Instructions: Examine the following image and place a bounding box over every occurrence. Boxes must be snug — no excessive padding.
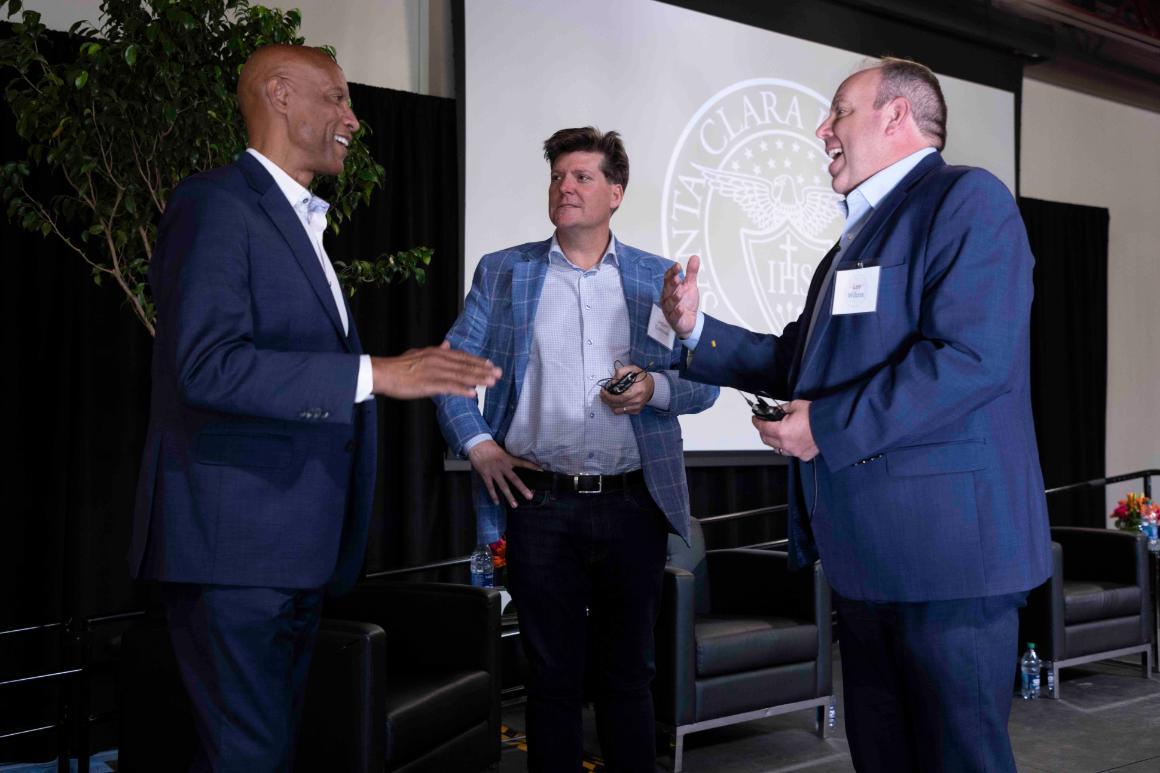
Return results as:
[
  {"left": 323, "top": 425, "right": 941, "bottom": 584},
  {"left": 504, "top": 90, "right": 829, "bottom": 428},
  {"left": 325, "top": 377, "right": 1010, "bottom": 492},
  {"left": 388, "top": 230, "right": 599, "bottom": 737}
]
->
[
  {"left": 816, "top": 116, "right": 832, "bottom": 141},
  {"left": 344, "top": 103, "right": 360, "bottom": 135}
]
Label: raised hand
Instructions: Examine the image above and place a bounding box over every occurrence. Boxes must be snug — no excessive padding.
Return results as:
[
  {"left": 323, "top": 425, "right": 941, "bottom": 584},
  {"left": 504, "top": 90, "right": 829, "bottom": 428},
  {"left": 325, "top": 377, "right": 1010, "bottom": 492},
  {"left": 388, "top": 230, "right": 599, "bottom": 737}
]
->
[
  {"left": 371, "top": 341, "right": 501, "bottom": 399},
  {"left": 660, "top": 255, "right": 701, "bottom": 338}
]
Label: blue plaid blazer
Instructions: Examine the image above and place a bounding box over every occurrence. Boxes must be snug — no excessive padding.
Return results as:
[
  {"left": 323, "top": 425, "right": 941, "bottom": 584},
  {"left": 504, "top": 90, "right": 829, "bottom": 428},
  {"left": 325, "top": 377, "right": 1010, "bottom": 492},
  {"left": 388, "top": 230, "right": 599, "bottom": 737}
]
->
[{"left": 435, "top": 238, "right": 718, "bottom": 544}]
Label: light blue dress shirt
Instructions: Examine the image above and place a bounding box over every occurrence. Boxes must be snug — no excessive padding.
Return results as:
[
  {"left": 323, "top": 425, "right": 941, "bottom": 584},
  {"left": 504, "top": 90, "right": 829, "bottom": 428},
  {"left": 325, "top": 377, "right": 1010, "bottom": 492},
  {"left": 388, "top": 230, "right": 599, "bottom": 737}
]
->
[{"left": 463, "top": 233, "right": 671, "bottom": 474}]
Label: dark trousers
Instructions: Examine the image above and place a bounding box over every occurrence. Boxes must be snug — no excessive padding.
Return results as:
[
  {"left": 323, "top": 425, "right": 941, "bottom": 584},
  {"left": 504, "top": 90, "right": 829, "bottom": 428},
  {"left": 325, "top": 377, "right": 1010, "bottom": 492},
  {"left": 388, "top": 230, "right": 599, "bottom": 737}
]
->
[
  {"left": 506, "top": 478, "right": 669, "bottom": 773},
  {"left": 833, "top": 590, "right": 1027, "bottom": 773},
  {"left": 162, "top": 583, "right": 325, "bottom": 773}
]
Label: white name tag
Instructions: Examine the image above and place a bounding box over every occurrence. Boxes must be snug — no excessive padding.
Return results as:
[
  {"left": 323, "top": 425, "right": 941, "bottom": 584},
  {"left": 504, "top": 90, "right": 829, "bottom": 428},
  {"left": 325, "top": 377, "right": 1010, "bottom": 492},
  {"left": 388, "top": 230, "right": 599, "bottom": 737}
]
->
[
  {"left": 832, "top": 266, "right": 880, "bottom": 315},
  {"left": 647, "top": 304, "right": 676, "bottom": 349}
]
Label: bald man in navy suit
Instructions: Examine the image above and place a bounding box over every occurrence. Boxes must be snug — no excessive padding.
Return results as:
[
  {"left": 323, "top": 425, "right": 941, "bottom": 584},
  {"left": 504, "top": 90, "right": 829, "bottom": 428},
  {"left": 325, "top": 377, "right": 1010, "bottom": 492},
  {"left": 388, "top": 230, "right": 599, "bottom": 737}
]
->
[{"left": 130, "top": 45, "right": 499, "bottom": 772}]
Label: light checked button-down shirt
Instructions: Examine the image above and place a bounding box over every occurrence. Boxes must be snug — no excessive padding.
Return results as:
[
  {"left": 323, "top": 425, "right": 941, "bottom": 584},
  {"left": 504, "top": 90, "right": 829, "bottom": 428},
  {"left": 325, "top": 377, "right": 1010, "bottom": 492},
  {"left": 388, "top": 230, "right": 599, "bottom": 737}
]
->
[
  {"left": 463, "top": 233, "right": 671, "bottom": 475},
  {"left": 246, "top": 148, "right": 373, "bottom": 403}
]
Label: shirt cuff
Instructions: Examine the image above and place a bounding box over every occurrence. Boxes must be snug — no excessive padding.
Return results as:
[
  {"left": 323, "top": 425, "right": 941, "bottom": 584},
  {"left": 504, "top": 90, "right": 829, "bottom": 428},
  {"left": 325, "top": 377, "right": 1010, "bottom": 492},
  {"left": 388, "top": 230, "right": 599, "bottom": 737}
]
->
[
  {"left": 462, "top": 433, "right": 493, "bottom": 455},
  {"left": 681, "top": 311, "right": 706, "bottom": 350},
  {"left": 355, "top": 355, "right": 373, "bottom": 402},
  {"left": 646, "top": 372, "right": 672, "bottom": 411}
]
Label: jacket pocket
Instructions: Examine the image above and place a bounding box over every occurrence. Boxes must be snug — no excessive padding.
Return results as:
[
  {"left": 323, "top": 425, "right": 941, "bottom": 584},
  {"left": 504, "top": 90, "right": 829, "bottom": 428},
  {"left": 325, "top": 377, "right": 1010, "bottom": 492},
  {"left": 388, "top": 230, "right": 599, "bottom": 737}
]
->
[
  {"left": 196, "top": 432, "right": 293, "bottom": 469},
  {"left": 886, "top": 439, "right": 986, "bottom": 477}
]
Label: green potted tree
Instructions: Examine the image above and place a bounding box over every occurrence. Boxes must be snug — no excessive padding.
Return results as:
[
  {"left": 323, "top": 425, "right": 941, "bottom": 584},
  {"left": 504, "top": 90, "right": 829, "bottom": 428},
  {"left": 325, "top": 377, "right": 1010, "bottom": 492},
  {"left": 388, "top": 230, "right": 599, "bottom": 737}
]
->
[{"left": 0, "top": 0, "right": 430, "bottom": 335}]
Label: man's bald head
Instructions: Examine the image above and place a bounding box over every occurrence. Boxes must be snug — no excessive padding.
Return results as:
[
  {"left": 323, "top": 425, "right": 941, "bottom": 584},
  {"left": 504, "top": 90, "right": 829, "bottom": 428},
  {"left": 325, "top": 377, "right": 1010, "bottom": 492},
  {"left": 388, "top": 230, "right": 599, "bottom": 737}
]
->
[
  {"left": 236, "top": 44, "right": 359, "bottom": 186},
  {"left": 238, "top": 45, "right": 338, "bottom": 131}
]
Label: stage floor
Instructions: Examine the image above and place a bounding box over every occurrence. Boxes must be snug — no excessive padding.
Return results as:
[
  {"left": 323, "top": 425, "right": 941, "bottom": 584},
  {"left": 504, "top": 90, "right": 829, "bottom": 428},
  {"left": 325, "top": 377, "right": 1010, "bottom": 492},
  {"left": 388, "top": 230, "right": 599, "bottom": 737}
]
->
[{"left": 496, "top": 648, "right": 1160, "bottom": 772}]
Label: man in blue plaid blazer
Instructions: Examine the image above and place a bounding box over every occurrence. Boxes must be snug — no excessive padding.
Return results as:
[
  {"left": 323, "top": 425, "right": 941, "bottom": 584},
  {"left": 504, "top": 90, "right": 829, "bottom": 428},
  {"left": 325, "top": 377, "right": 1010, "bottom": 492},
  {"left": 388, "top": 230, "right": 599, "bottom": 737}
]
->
[{"left": 434, "top": 127, "right": 717, "bottom": 771}]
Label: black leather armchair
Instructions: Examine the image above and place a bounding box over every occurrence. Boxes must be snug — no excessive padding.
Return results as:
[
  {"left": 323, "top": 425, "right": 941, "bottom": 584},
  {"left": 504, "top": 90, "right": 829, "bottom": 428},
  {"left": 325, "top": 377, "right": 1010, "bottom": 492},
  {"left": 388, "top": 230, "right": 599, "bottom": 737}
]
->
[
  {"left": 1020, "top": 527, "right": 1152, "bottom": 699},
  {"left": 323, "top": 581, "right": 502, "bottom": 773},
  {"left": 119, "top": 582, "right": 501, "bottom": 773},
  {"left": 653, "top": 519, "right": 832, "bottom": 772},
  {"left": 118, "top": 615, "right": 386, "bottom": 772}
]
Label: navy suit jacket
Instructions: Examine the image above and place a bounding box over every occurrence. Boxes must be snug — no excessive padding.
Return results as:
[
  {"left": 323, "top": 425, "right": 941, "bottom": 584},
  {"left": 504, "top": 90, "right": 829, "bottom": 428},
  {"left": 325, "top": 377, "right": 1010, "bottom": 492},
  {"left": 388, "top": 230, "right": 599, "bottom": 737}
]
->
[
  {"left": 685, "top": 153, "right": 1052, "bottom": 602},
  {"left": 130, "top": 153, "right": 377, "bottom": 594},
  {"left": 434, "top": 239, "right": 718, "bottom": 544}
]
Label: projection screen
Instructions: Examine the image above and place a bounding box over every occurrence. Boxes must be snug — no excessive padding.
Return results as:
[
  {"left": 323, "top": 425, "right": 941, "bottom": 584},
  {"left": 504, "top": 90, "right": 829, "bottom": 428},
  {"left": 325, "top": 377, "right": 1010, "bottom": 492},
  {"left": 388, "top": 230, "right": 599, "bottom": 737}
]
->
[{"left": 461, "top": 0, "right": 1016, "bottom": 454}]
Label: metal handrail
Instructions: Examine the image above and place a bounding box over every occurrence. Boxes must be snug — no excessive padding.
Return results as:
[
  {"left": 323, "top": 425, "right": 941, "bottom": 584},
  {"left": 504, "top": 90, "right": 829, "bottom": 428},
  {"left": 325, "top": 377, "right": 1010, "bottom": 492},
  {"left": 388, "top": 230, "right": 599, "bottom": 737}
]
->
[{"left": 1044, "top": 468, "right": 1156, "bottom": 498}]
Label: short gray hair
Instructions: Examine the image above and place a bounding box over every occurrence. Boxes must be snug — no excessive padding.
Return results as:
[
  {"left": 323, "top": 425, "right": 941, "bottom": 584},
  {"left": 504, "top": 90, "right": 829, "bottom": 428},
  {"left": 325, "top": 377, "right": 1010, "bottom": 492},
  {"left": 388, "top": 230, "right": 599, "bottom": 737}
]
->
[{"left": 871, "top": 57, "right": 947, "bottom": 150}]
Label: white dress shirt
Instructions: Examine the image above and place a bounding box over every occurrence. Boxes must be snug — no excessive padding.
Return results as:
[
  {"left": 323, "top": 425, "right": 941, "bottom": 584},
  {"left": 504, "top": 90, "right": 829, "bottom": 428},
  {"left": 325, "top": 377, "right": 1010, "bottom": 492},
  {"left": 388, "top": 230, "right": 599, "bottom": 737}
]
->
[{"left": 246, "top": 149, "right": 373, "bottom": 403}]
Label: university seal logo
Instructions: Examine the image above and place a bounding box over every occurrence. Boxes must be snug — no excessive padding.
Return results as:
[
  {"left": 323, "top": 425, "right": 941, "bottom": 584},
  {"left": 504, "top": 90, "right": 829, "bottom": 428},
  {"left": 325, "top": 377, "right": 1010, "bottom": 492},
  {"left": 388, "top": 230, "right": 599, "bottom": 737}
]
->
[{"left": 662, "top": 79, "right": 844, "bottom": 334}]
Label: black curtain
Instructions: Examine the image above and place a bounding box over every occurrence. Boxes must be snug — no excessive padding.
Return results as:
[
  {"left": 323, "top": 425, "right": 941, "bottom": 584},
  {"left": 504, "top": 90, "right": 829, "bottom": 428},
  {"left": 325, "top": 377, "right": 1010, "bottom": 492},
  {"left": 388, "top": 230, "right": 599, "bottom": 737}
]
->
[{"left": 1020, "top": 197, "right": 1109, "bottom": 527}]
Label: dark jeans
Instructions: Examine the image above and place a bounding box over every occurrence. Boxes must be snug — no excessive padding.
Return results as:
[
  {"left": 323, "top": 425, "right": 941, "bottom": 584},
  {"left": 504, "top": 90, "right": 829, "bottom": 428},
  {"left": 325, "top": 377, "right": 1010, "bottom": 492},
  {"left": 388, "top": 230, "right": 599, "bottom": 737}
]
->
[
  {"left": 505, "top": 478, "right": 669, "bottom": 773},
  {"left": 833, "top": 590, "right": 1028, "bottom": 773},
  {"left": 162, "top": 583, "right": 325, "bottom": 773}
]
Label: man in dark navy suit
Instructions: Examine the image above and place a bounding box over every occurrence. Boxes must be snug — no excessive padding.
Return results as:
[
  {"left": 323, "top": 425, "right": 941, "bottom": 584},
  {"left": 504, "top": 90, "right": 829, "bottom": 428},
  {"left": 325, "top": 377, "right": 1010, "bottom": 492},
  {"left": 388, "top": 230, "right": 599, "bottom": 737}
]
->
[
  {"left": 130, "top": 45, "right": 499, "bottom": 772},
  {"left": 662, "top": 58, "right": 1051, "bottom": 772}
]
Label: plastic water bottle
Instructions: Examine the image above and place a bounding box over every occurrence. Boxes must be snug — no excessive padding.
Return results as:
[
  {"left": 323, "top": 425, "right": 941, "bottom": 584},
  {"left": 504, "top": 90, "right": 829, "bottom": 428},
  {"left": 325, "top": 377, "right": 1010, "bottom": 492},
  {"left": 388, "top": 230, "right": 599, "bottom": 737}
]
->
[
  {"left": 469, "top": 544, "right": 494, "bottom": 587},
  {"left": 1020, "top": 643, "right": 1041, "bottom": 700},
  {"left": 1045, "top": 662, "right": 1055, "bottom": 697}
]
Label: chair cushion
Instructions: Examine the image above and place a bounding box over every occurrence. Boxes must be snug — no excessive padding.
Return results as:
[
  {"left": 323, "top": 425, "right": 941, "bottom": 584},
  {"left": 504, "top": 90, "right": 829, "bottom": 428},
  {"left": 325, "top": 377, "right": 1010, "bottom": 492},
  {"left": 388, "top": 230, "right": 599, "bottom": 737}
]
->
[
  {"left": 386, "top": 668, "right": 491, "bottom": 766},
  {"left": 1062, "top": 580, "right": 1141, "bottom": 625},
  {"left": 694, "top": 615, "right": 818, "bottom": 678}
]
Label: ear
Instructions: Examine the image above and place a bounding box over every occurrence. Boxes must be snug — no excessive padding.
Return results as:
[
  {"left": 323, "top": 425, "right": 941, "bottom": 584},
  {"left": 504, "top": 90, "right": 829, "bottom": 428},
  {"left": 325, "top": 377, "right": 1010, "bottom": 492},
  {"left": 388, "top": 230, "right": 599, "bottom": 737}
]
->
[
  {"left": 265, "top": 76, "right": 291, "bottom": 115},
  {"left": 610, "top": 184, "right": 624, "bottom": 211},
  {"left": 882, "top": 95, "right": 912, "bottom": 136}
]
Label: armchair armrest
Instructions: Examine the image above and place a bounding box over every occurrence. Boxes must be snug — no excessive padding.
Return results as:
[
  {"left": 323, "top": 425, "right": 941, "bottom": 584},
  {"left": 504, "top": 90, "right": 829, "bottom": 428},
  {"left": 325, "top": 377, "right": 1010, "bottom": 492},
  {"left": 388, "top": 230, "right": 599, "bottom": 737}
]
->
[
  {"left": 705, "top": 548, "right": 817, "bottom": 621},
  {"left": 1051, "top": 527, "right": 1146, "bottom": 586},
  {"left": 324, "top": 581, "right": 501, "bottom": 674},
  {"left": 299, "top": 619, "right": 387, "bottom": 773},
  {"left": 1021, "top": 543, "right": 1065, "bottom": 662},
  {"left": 654, "top": 566, "right": 698, "bottom": 727}
]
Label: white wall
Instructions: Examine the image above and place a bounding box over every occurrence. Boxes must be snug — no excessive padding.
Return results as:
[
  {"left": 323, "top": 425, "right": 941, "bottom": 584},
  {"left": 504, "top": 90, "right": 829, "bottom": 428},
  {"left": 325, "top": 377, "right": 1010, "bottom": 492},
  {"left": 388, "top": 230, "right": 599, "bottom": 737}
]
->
[
  {"left": 1021, "top": 78, "right": 1160, "bottom": 517},
  {"left": 22, "top": 0, "right": 453, "bottom": 96}
]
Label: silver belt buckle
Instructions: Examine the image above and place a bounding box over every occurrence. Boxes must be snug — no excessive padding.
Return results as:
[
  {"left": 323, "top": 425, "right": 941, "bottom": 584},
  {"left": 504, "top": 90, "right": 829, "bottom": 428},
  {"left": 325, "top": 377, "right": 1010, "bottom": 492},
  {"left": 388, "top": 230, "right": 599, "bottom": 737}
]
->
[{"left": 575, "top": 474, "right": 602, "bottom": 494}]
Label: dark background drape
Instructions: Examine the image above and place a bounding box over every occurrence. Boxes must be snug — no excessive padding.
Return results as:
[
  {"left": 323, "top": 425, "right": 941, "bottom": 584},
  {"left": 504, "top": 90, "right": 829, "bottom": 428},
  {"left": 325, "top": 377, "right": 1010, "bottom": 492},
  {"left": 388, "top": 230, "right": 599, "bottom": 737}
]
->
[
  {"left": 1021, "top": 197, "right": 1109, "bottom": 527},
  {"left": 0, "top": 35, "right": 1108, "bottom": 764}
]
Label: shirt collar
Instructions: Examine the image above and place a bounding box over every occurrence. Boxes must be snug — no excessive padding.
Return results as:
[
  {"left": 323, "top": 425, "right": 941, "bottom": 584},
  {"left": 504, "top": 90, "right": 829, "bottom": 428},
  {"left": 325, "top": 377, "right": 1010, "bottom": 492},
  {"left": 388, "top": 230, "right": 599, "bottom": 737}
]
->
[
  {"left": 548, "top": 232, "right": 620, "bottom": 269},
  {"left": 246, "top": 148, "right": 329, "bottom": 218},
  {"left": 839, "top": 146, "right": 937, "bottom": 223}
]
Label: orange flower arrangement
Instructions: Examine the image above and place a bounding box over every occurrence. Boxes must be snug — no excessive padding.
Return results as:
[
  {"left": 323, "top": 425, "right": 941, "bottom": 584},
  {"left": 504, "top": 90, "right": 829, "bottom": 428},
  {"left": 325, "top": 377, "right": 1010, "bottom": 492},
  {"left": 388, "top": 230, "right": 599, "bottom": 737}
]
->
[
  {"left": 1112, "top": 492, "right": 1159, "bottom": 532},
  {"left": 488, "top": 535, "right": 507, "bottom": 569}
]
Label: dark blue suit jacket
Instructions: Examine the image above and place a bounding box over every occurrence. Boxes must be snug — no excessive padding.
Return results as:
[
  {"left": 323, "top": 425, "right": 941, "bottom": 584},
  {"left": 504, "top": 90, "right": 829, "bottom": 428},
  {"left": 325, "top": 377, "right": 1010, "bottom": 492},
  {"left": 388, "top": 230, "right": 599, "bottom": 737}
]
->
[
  {"left": 130, "top": 153, "right": 376, "bottom": 593},
  {"left": 685, "top": 153, "right": 1052, "bottom": 602}
]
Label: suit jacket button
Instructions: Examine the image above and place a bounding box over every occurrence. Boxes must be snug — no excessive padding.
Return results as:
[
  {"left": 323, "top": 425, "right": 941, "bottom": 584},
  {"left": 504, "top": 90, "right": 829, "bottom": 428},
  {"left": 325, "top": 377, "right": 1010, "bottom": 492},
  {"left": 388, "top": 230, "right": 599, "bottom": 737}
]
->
[{"left": 321, "top": 411, "right": 330, "bottom": 419}]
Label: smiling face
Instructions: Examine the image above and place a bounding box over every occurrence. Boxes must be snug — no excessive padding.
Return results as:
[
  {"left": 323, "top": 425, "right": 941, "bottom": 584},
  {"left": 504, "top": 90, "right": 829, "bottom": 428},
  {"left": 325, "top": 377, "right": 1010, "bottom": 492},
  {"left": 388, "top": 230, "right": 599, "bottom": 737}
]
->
[
  {"left": 548, "top": 150, "right": 623, "bottom": 234},
  {"left": 283, "top": 57, "right": 359, "bottom": 184},
  {"left": 815, "top": 68, "right": 894, "bottom": 196}
]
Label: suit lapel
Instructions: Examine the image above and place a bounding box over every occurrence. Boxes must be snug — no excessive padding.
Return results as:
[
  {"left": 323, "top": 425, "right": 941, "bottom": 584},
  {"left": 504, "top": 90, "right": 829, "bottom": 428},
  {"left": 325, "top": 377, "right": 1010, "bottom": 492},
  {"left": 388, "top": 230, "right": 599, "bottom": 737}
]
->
[
  {"left": 796, "top": 153, "right": 943, "bottom": 387},
  {"left": 510, "top": 241, "right": 550, "bottom": 405},
  {"left": 617, "top": 246, "right": 648, "bottom": 361},
  {"left": 238, "top": 154, "right": 352, "bottom": 351}
]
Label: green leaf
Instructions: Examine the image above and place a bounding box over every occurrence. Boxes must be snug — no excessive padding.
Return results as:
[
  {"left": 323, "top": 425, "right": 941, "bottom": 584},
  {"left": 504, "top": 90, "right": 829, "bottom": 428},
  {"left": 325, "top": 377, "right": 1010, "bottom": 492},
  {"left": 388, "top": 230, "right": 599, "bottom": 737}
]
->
[
  {"left": 74, "top": 70, "right": 88, "bottom": 89},
  {"left": 124, "top": 44, "right": 137, "bottom": 66}
]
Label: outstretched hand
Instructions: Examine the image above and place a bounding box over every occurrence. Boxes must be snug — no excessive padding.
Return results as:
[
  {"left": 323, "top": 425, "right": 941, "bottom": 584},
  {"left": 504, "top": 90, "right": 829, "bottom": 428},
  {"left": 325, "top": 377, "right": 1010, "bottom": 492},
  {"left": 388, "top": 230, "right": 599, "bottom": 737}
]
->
[
  {"left": 371, "top": 341, "right": 501, "bottom": 399},
  {"left": 660, "top": 255, "right": 701, "bottom": 338}
]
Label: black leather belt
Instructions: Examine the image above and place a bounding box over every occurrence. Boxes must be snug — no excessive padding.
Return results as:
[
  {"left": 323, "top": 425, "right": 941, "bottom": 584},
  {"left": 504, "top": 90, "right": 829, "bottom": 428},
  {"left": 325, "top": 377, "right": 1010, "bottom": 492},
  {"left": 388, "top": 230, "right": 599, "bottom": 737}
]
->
[{"left": 515, "top": 468, "right": 645, "bottom": 495}]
